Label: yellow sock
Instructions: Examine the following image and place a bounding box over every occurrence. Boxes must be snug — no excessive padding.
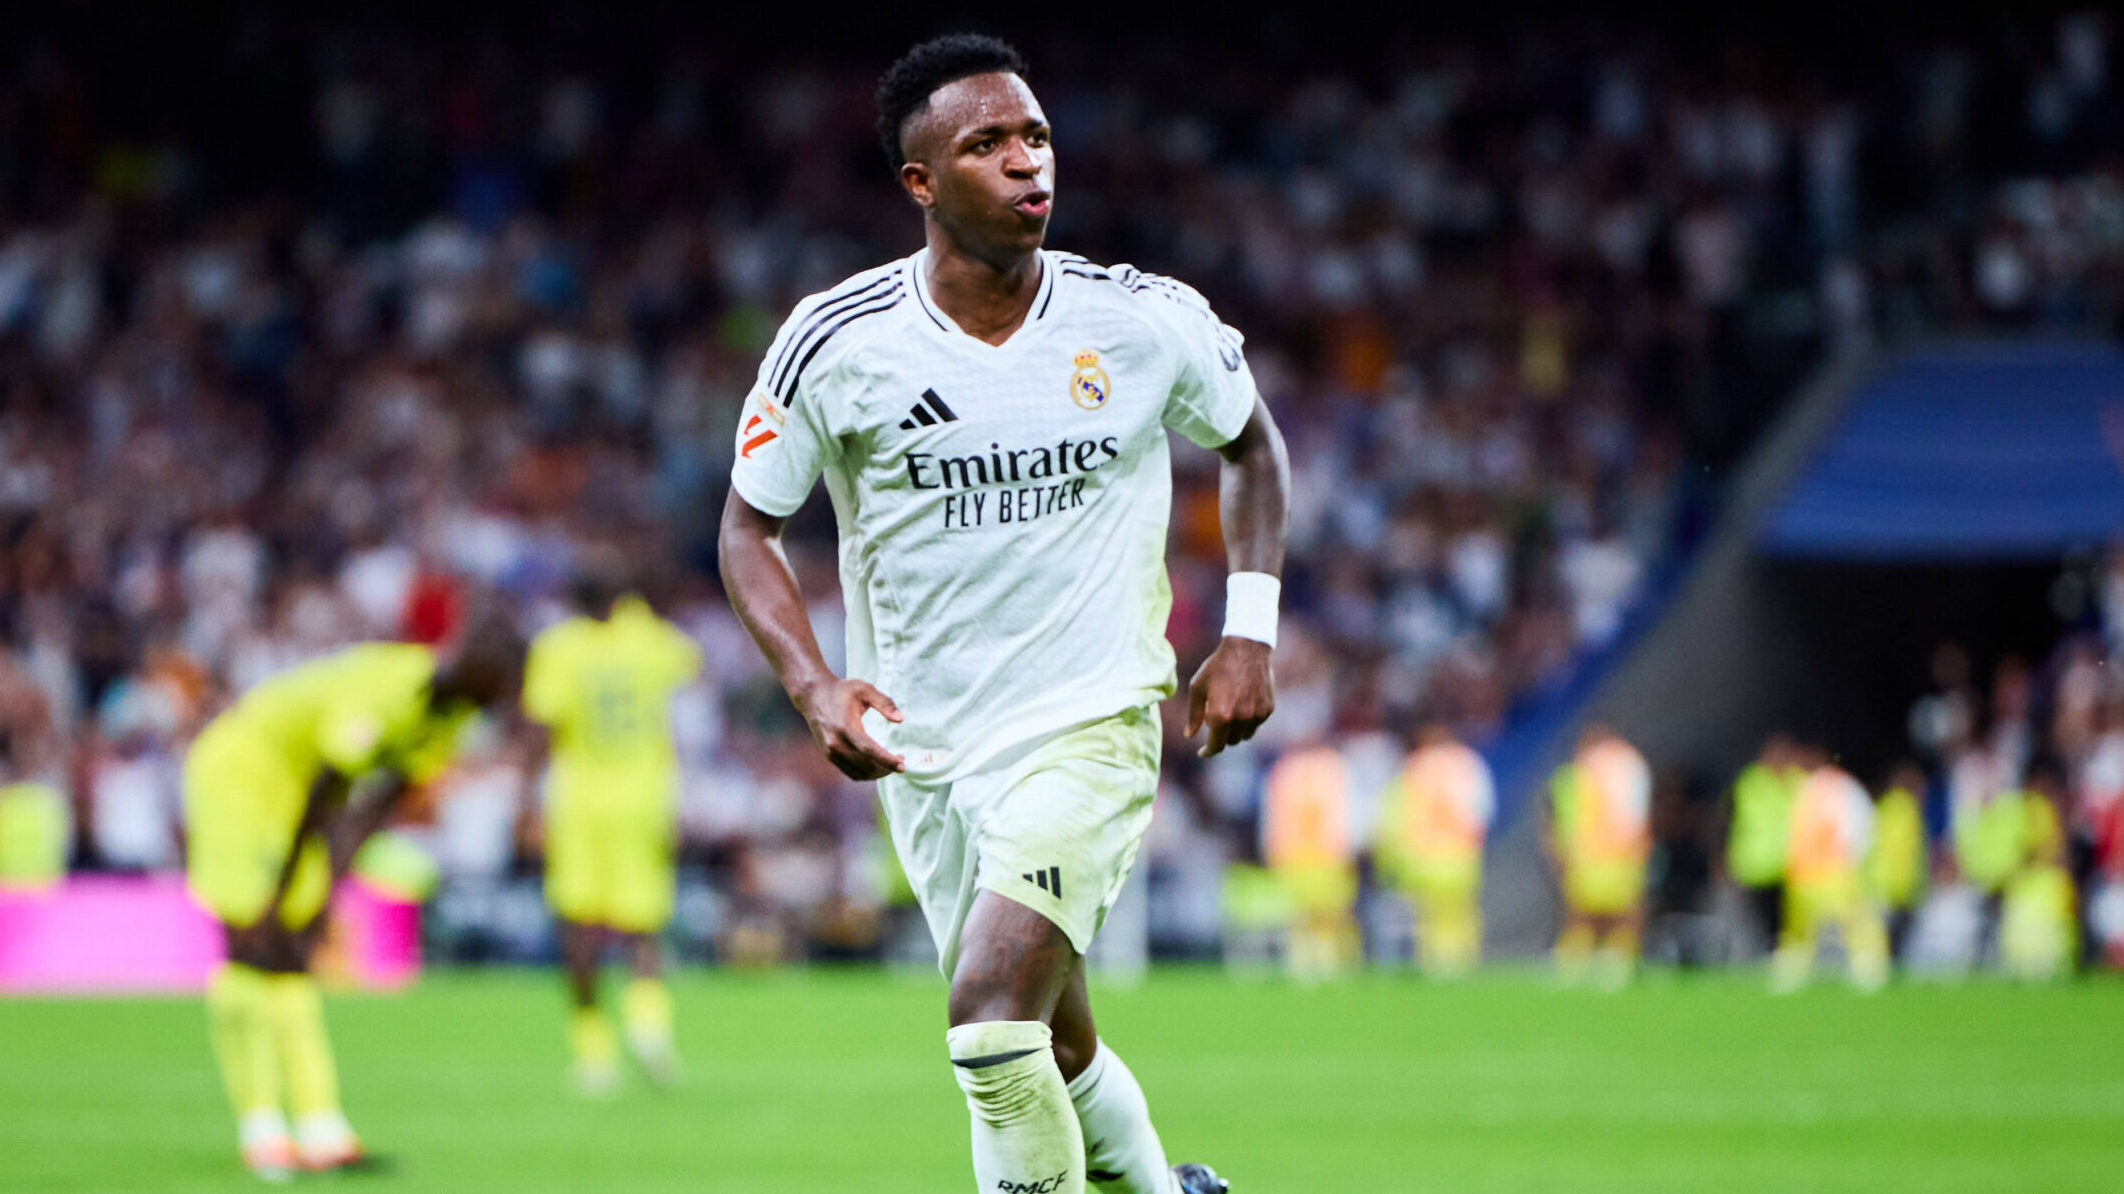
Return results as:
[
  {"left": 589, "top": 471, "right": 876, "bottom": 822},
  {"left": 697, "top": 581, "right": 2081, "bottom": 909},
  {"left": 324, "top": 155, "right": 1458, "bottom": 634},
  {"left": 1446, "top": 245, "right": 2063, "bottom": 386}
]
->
[
  {"left": 570, "top": 1007, "right": 619, "bottom": 1071},
  {"left": 1595, "top": 926, "right": 1639, "bottom": 990},
  {"left": 1555, "top": 922, "right": 1595, "bottom": 985},
  {"left": 1421, "top": 890, "right": 1481, "bottom": 977},
  {"left": 206, "top": 963, "right": 284, "bottom": 1140},
  {"left": 1847, "top": 911, "right": 1890, "bottom": 992},
  {"left": 262, "top": 974, "right": 347, "bottom": 1144},
  {"left": 621, "top": 978, "right": 674, "bottom": 1059}
]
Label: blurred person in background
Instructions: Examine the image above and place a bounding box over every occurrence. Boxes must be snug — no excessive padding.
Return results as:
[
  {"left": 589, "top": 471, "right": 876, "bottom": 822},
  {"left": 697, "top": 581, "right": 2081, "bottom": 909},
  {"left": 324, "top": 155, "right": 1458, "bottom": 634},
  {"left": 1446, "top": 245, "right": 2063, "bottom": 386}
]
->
[
  {"left": 523, "top": 566, "right": 701, "bottom": 1094},
  {"left": 1908, "top": 642, "right": 1978, "bottom": 775},
  {"left": 1773, "top": 751, "right": 1887, "bottom": 993},
  {"left": 1951, "top": 729, "right": 2025, "bottom": 965},
  {"left": 1374, "top": 723, "right": 1493, "bottom": 977},
  {"left": 2001, "top": 761, "right": 2077, "bottom": 980},
  {"left": 1261, "top": 736, "right": 1359, "bottom": 982},
  {"left": 2084, "top": 701, "right": 2124, "bottom": 966},
  {"left": 1870, "top": 762, "right": 1930, "bottom": 961},
  {"left": 84, "top": 672, "right": 189, "bottom": 873},
  {"left": 1546, "top": 724, "right": 1652, "bottom": 990},
  {"left": 0, "top": 734, "right": 68, "bottom": 890},
  {"left": 183, "top": 621, "right": 519, "bottom": 1179},
  {"left": 1724, "top": 734, "right": 1803, "bottom": 957}
]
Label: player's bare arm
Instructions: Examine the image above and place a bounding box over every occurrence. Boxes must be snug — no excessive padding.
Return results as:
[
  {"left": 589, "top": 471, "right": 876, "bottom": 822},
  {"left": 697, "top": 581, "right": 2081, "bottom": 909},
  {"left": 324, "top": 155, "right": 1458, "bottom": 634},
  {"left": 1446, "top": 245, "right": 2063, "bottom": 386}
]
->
[
  {"left": 1188, "top": 395, "right": 1291, "bottom": 757},
  {"left": 325, "top": 769, "right": 408, "bottom": 878},
  {"left": 225, "top": 771, "right": 348, "bottom": 967},
  {"left": 718, "top": 490, "right": 905, "bottom": 779}
]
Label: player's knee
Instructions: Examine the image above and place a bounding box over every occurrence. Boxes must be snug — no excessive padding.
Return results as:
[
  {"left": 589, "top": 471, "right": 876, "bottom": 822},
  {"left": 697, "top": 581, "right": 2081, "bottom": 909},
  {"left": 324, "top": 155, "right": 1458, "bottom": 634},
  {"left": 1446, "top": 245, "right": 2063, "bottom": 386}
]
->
[{"left": 947, "top": 1020, "right": 1057, "bottom": 1123}]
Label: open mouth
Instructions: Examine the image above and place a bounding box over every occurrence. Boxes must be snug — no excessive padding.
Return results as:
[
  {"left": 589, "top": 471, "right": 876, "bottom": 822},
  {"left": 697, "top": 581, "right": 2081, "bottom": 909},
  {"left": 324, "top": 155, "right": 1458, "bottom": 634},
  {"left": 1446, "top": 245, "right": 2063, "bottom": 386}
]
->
[{"left": 1013, "top": 192, "right": 1052, "bottom": 218}]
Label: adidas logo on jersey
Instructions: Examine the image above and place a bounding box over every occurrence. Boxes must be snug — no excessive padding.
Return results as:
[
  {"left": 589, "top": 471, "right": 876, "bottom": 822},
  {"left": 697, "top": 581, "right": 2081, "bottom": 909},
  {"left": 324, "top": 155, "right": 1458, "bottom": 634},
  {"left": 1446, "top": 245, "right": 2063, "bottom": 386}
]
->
[
  {"left": 1021, "top": 866, "right": 1063, "bottom": 899},
  {"left": 898, "top": 388, "right": 959, "bottom": 430}
]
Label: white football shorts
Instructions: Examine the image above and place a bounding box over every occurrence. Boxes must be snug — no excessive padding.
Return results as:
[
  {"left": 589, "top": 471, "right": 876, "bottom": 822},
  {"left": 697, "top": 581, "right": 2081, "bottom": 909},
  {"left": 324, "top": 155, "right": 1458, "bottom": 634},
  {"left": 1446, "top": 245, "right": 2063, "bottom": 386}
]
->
[{"left": 876, "top": 704, "right": 1162, "bottom": 975}]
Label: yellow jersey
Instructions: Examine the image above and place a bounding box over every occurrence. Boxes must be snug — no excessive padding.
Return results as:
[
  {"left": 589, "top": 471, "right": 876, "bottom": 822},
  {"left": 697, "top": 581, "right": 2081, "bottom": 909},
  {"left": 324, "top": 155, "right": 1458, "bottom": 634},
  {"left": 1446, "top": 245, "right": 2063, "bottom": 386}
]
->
[
  {"left": 197, "top": 642, "right": 469, "bottom": 788},
  {"left": 1727, "top": 762, "right": 1800, "bottom": 887},
  {"left": 523, "top": 597, "right": 700, "bottom": 782}
]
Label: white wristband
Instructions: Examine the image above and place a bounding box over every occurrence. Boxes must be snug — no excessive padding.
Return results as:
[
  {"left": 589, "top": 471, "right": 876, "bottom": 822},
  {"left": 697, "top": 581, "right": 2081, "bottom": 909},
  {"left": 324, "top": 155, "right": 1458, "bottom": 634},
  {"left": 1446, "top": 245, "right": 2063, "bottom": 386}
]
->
[{"left": 1222, "top": 572, "right": 1280, "bottom": 649}]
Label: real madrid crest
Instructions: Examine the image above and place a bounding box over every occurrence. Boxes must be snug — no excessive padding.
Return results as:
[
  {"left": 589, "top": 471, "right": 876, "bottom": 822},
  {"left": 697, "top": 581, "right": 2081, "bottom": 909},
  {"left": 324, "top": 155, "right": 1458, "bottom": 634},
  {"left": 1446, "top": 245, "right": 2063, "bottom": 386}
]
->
[{"left": 1070, "top": 350, "right": 1111, "bottom": 411}]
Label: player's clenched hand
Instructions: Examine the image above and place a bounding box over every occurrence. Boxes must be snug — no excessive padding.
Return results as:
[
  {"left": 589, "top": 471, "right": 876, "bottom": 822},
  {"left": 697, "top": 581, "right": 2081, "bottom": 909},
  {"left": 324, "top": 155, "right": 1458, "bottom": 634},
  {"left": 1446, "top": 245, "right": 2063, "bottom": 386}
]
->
[
  {"left": 795, "top": 676, "right": 907, "bottom": 780},
  {"left": 1187, "top": 636, "right": 1275, "bottom": 758}
]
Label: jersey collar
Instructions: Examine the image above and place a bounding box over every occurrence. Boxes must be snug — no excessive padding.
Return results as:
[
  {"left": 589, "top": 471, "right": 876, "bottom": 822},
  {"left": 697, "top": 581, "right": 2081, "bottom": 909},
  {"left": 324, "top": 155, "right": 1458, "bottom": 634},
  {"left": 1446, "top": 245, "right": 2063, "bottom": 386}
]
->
[{"left": 910, "top": 248, "right": 1056, "bottom": 347}]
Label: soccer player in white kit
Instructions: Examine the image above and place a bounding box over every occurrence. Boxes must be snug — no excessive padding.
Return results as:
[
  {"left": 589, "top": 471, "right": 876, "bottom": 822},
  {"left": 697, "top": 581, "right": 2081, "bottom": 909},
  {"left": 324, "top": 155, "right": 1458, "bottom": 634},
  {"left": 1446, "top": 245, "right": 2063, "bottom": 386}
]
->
[{"left": 718, "top": 35, "right": 1289, "bottom": 1194}]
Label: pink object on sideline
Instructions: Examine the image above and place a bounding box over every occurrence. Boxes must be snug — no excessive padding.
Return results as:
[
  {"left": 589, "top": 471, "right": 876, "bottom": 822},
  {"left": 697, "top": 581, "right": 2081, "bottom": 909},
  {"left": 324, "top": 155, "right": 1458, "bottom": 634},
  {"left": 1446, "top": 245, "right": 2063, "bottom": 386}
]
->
[{"left": 0, "top": 875, "right": 421, "bottom": 994}]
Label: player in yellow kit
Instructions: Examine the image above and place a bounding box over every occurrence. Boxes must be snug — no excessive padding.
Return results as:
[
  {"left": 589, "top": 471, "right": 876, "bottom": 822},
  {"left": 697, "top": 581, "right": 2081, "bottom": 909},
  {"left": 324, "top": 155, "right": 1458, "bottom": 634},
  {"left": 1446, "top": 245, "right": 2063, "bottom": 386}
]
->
[
  {"left": 1260, "top": 738, "right": 1358, "bottom": 982},
  {"left": 1376, "top": 725, "right": 1494, "bottom": 977},
  {"left": 524, "top": 575, "right": 701, "bottom": 1092},
  {"left": 1545, "top": 724, "right": 1652, "bottom": 989},
  {"left": 1773, "top": 757, "right": 1889, "bottom": 993},
  {"left": 184, "top": 624, "right": 519, "bottom": 1180}
]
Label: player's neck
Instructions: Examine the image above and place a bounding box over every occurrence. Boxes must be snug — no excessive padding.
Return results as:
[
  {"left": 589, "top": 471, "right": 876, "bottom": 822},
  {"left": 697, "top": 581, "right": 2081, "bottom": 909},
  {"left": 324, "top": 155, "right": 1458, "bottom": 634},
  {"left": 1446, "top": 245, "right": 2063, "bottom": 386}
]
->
[{"left": 922, "top": 227, "right": 1042, "bottom": 346}]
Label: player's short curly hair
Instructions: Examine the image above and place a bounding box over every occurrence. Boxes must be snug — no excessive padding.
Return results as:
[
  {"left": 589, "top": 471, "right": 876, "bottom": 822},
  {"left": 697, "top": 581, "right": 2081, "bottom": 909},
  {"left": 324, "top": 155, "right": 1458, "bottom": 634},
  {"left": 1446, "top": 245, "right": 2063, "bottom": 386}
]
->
[{"left": 875, "top": 34, "right": 1029, "bottom": 172}]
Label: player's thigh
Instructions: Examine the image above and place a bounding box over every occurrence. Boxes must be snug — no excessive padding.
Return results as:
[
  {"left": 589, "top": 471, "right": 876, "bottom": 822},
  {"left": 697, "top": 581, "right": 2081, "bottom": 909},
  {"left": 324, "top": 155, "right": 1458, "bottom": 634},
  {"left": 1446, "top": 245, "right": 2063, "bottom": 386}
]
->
[
  {"left": 604, "top": 802, "right": 677, "bottom": 933},
  {"left": 948, "top": 887, "right": 1081, "bottom": 1027},
  {"left": 543, "top": 802, "right": 610, "bottom": 923},
  {"left": 1564, "top": 860, "right": 1642, "bottom": 918}
]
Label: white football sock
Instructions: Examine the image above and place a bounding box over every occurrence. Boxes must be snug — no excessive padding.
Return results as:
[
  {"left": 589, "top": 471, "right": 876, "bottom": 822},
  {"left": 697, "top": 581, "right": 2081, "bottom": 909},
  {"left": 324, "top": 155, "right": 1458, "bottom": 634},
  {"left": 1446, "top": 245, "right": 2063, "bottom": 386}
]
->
[
  {"left": 1067, "top": 1040, "right": 1179, "bottom": 1194},
  {"left": 948, "top": 1020, "right": 1084, "bottom": 1194},
  {"left": 237, "top": 1108, "right": 291, "bottom": 1150}
]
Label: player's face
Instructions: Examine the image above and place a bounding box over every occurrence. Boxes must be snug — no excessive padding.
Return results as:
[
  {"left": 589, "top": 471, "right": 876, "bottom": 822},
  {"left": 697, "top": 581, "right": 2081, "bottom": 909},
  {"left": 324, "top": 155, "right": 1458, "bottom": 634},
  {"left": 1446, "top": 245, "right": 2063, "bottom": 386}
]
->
[{"left": 901, "top": 72, "right": 1054, "bottom": 258}]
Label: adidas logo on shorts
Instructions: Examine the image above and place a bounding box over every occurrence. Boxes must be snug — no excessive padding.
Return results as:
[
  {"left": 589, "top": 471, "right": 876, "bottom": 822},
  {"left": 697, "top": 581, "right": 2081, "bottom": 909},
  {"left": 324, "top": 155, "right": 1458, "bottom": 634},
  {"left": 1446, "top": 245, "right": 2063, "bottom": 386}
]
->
[
  {"left": 1022, "top": 866, "right": 1062, "bottom": 899},
  {"left": 898, "top": 388, "right": 959, "bottom": 429}
]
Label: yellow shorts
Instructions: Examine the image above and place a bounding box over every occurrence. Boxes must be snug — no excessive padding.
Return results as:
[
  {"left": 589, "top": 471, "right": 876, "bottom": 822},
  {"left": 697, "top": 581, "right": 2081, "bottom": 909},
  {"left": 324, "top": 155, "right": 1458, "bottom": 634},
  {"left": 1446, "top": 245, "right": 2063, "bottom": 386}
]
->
[
  {"left": 544, "top": 775, "right": 677, "bottom": 934},
  {"left": 1563, "top": 859, "right": 1645, "bottom": 917},
  {"left": 1785, "top": 870, "right": 1861, "bottom": 930},
  {"left": 1397, "top": 856, "right": 1481, "bottom": 904},
  {"left": 182, "top": 731, "right": 331, "bottom": 929},
  {"left": 1275, "top": 862, "right": 1359, "bottom": 916}
]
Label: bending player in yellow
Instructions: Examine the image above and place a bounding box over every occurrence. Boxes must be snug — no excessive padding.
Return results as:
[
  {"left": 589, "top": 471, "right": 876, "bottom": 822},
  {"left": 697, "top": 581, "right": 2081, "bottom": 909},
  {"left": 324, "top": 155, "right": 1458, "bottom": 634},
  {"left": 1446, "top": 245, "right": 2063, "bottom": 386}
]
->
[
  {"left": 524, "top": 575, "right": 701, "bottom": 1093},
  {"left": 1545, "top": 725, "right": 1651, "bottom": 990},
  {"left": 1376, "top": 724, "right": 1493, "bottom": 976},
  {"left": 185, "top": 625, "right": 519, "bottom": 1180},
  {"left": 1773, "top": 754, "right": 1889, "bottom": 993}
]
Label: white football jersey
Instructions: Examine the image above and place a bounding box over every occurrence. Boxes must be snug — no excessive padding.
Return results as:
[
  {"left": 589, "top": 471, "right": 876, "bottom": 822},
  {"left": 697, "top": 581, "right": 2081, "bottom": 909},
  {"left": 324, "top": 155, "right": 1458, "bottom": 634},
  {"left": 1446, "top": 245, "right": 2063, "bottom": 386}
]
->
[{"left": 730, "top": 248, "right": 1257, "bottom": 781}]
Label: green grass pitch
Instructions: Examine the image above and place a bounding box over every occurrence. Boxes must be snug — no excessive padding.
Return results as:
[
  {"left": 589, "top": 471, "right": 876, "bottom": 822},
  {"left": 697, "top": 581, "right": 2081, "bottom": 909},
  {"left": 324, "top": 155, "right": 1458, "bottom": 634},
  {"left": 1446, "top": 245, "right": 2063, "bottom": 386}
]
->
[{"left": 4, "top": 968, "right": 2121, "bottom": 1193}]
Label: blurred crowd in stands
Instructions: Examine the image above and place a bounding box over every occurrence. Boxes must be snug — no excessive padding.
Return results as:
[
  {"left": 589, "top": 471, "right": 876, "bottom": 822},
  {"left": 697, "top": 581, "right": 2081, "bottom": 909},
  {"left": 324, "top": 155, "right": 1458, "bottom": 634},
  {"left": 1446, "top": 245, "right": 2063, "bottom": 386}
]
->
[{"left": 0, "top": 9, "right": 2119, "bottom": 965}]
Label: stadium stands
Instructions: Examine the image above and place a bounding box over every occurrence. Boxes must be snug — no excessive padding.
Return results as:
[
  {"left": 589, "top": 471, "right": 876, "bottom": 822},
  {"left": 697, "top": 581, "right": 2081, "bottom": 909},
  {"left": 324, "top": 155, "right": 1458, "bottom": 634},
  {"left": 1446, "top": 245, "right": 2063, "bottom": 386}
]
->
[{"left": 0, "top": 8, "right": 2116, "bottom": 970}]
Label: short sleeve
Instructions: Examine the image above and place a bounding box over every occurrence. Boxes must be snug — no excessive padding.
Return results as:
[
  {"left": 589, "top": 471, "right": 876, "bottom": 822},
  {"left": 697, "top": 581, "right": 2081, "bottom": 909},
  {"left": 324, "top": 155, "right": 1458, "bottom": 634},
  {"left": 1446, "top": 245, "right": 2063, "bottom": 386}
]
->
[
  {"left": 729, "top": 300, "right": 841, "bottom": 517},
  {"left": 1154, "top": 279, "right": 1259, "bottom": 449}
]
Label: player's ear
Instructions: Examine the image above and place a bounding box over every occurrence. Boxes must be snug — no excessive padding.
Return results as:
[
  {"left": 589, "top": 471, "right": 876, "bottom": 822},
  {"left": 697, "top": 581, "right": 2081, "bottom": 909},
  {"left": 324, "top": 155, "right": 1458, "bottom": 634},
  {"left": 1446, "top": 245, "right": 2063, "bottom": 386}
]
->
[{"left": 899, "top": 161, "right": 935, "bottom": 209}]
